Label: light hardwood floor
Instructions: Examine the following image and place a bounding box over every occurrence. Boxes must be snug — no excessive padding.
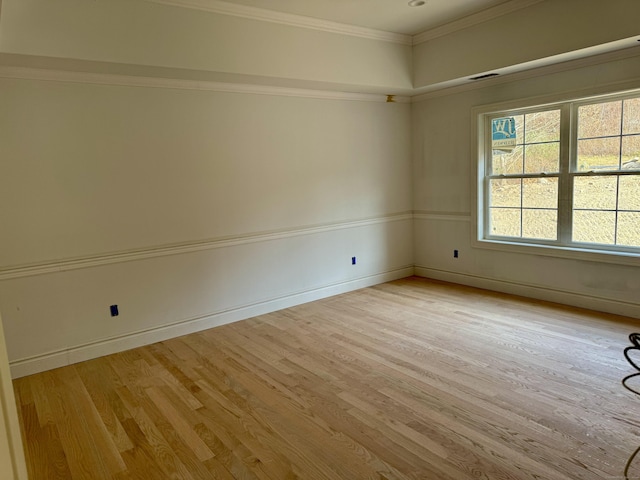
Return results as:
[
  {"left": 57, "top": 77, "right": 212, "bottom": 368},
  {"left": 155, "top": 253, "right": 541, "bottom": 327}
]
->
[{"left": 12, "top": 277, "right": 640, "bottom": 479}]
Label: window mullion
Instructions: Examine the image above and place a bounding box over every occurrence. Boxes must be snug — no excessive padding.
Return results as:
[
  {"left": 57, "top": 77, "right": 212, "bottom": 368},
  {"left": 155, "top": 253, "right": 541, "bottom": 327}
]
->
[
  {"left": 557, "top": 104, "right": 573, "bottom": 245},
  {"left": 483, "top": 115, "right": 492, "bottom": 240}
]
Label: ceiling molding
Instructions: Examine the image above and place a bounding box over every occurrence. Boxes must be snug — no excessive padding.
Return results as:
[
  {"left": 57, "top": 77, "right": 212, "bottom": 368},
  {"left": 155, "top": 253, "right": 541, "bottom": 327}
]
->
[
  {"left": 411, "top": 46, "right": 640, "bottom": 103},
  {"left": 412, "top": 0, "right": 545, "bottom": 45},
  {"left": 0, "top": 65, "right": 412, "bottom": 103},
  {"left": 142, "top": 0, "right": 412, "bottom": 45}
]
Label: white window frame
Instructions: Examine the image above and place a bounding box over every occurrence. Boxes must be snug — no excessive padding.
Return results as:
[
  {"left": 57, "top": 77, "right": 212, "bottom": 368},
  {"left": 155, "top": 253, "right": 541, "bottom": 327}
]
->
[{"left": 472, "top": 87, "right": 640, "bottom": 267}]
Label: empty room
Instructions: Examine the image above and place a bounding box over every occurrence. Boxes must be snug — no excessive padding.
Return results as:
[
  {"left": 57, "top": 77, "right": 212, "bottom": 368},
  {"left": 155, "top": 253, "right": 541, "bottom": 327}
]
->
[{"left": 1, "top": 0, "right": 640, "bottom": 478}]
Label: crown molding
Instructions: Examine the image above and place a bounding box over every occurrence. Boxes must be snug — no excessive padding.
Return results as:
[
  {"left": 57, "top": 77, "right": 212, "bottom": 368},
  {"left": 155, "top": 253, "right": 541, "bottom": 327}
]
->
[
  {"left": 142, "top": 0, "right": 412, "bottom": 45},
  {"left": 412, "top": 0, "right": 545, "bottom": 45},
  {"left": 0, "top": 65, "right": 411, "bottom": 103},
  {"left": 0, "top": 213, "right": 413, "bottom": 280}
]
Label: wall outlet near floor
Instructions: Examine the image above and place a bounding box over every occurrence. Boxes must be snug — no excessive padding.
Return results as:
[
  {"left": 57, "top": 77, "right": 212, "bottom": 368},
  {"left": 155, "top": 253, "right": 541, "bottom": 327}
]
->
[
  {"left": 453, "top": 250, "right": 459, "bottom": 258},
  {"left": 352, "top": 256, "right": 357, "bottom": 265},
  {"left": 110, "top": 305, "right": 119, "bottom": 317}
]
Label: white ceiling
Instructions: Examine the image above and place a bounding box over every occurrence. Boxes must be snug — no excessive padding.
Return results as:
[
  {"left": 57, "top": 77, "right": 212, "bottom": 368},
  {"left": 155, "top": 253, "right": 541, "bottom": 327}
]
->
[{"left": 217, "top": 0, "right": 513, "bottom": 35}]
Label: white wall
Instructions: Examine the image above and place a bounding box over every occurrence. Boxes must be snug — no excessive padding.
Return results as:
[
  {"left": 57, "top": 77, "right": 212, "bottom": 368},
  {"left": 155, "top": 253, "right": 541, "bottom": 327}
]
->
[
  {"left": 0, "top": 0, "right": 416, "bottom": 379},
  {"left": 0, "top": 78, "right": 412, "bottom": 266},
  {"left": 0, "top": 76, "right": 413, "bottom": 377},
  {"left": 2, "top": 0, "right": 639, "bottom": 381},
  {"left": 413, "top": 0, "right": 640, "bottom": 89},
  {"left": 412, "top": 52, "right": 640, "bottom": 318},
  {"left": 0, "top": 0, "right": 412, "bottom": 93}
]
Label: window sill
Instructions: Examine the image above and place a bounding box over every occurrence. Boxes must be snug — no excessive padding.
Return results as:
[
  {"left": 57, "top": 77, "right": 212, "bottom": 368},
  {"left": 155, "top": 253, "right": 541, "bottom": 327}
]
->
[{"left": 473, "top": 237, "right": 640, "bottom": 267}]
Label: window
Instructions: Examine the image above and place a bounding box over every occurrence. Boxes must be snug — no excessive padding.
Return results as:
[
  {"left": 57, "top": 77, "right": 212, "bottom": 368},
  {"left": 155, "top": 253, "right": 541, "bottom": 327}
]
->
[{"left": 477, "top": 90, "right": 640, "bottom": 258}]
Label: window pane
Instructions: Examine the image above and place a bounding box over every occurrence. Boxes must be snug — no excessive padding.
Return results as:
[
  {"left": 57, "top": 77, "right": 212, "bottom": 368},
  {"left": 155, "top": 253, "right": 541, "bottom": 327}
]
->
[
  {"left": 623, "top": 98, "right": 640, "bottom": 135},
  {"left": 578, "top": 101, "right": 622, "bottom": 138},
  {"left": 523, "top": 178, "right": 557, "bottom": 208},
  {"left": 482, "top": 94, "right": 640, "bottom": 252},
  {"left": 511, "top": 114, "right": 525, "bottom": 145},
  {"left": 619, "top": 175, "right": 640, "bottom": 211},
  {"left": 492, "top": 146, "right": 523, "bottom": 175},
  {"left": 577, "top": 137, "right": 620, "bottom": 171},
  {"left": 622, "top": 135, "right": 640, "bottom": 167},
  {"left": 524, "top": 143, "right": 559, "bottom": 173},
  {"left": 524, "top": 110, "right": 560, "bottom": 143},
  {"left": 572, "top": 210, "right": 616, "bottom": 244},
  {"left": 573, "top": 176, "right": 617, "bottom": 210},
  {"left": 490, "top": 208, "right": 521, "bottom": 237},
  {"left": 522, "top": 209, "right": 557, "bottom": 240},
  {"left": 617, "top": 212, "right": 640, "bottom": 247},
  {"left": 490, "top": 178, "right": 520, "bottom": 207}
]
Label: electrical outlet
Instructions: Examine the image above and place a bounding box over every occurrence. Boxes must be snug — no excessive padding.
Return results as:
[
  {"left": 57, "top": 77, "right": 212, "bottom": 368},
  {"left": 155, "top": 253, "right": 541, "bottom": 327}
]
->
[
  {"left": 110, "top": 305, "right": 119, "bottom": 317},
  {"left": 352, "top": 256, "right": 356, "bottom": 265},
  {"left": 453, "top": 250, "right": 459, "bottom": 258}
]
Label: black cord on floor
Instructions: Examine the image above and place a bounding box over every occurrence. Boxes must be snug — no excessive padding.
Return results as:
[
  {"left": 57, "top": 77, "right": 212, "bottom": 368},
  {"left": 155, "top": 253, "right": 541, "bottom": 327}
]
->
[
  {"left": 626, "top": 446, "right": 640, "bottom": 480},
  {"left": 623, "top": 333, "right": 640, "bottom": 396},
  {"left": 623, "top": 333, "right": 640, "bottom": 479}
]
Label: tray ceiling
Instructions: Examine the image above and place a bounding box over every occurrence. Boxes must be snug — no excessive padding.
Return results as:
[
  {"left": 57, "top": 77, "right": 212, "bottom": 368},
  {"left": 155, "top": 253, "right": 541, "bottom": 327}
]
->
[{"left": 215, "top": 0, "right": 514, "bottom": 35}]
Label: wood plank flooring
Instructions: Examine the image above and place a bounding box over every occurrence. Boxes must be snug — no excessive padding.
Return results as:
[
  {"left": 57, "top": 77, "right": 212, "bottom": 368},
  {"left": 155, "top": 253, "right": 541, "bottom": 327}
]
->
[{"left": 12, "top": 277, "right": 640, "bottom": 479}]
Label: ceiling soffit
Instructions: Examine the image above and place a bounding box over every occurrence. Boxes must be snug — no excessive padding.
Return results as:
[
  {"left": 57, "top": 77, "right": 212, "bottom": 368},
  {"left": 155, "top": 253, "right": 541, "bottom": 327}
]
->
[{"left": 142, "top": 0, "right": 545, "bottom": 45}]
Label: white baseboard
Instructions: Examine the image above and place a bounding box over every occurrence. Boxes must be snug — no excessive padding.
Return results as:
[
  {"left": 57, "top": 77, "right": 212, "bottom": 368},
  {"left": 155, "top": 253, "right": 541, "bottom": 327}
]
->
[
  {"left": 10, "top": 266, "right": 413, "bottom": 378},
  {"left": 415, "top": 266, "right": 640, "bottom": 319}
]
